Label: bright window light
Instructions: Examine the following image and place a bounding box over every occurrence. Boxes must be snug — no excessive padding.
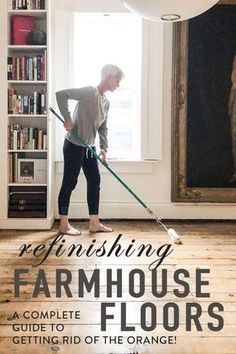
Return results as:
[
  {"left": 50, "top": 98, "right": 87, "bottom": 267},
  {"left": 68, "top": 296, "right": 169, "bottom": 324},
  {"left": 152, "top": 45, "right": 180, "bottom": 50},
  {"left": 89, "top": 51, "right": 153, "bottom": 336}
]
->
[{"left": 73, "top": 13, "right": 141, "bottom": 159}]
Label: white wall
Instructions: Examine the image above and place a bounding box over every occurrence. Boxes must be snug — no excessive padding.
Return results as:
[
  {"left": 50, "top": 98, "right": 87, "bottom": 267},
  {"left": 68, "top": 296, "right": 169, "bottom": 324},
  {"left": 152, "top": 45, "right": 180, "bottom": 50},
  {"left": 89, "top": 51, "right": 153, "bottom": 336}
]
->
[{"left": 52, "top": 1, "right": 236, "bottom": 220}]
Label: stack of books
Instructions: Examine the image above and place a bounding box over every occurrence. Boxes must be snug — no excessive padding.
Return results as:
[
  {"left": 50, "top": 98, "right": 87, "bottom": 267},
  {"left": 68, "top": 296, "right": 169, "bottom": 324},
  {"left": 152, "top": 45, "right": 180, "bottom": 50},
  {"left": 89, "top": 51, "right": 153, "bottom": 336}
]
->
[
  {"left": 8, "top": 189, "right": 46, "bottom": 218},
  {"left": 8, "top": 87, "right": 47, "bottom": 114},
  {"left": 10, "top": 0, "right": 46, "bottom": 10},
  {"left": 8, "top": 53, "right": 47, "bottom": 81},
  {"left": 8, "top": 124, "right": 47, "bottom": 150}
]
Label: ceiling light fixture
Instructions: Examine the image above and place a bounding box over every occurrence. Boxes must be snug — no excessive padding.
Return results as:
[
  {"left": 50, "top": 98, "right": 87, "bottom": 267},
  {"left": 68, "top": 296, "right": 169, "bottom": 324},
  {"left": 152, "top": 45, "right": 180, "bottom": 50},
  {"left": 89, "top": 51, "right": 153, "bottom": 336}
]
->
[{"left": 120, "top": 0, "right": 219, "bottom": 22}]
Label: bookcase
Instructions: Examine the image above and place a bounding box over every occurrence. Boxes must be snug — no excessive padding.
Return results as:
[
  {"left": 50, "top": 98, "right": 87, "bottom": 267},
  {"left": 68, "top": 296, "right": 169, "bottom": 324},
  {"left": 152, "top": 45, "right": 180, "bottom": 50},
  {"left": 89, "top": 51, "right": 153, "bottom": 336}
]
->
[{"left": 0, "top": 0, "right": 54, "bottom": 229}]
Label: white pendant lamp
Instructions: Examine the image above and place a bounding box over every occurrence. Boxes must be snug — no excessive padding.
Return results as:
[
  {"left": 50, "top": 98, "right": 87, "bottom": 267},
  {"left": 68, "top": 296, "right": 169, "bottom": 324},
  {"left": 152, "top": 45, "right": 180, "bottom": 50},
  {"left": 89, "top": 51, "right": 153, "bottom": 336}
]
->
[{"left": 121, "top": 0, "right": 219, "bottom": 22}]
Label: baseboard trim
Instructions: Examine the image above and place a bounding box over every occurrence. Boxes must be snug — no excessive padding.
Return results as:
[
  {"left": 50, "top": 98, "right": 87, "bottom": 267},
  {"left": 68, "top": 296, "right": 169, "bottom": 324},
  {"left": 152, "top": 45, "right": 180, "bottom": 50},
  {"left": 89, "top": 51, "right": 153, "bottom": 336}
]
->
[{"left": 54, "top": 202, "right": 236, "bottom": 220}]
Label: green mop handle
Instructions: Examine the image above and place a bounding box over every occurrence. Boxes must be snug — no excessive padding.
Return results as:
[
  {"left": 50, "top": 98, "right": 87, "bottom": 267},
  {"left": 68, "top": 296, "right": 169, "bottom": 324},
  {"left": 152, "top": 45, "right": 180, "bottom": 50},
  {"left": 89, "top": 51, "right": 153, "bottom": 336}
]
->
[{"left": 49, "top": 107, "right": 151, "bottom": 213}]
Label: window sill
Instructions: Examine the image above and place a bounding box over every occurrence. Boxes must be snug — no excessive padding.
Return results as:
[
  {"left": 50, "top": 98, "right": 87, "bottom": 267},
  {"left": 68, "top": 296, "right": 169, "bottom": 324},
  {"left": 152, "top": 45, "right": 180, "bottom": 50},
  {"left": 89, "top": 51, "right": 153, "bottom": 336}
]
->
[{"left": 55, "top": 159, "right": 158, "bottom": 174}]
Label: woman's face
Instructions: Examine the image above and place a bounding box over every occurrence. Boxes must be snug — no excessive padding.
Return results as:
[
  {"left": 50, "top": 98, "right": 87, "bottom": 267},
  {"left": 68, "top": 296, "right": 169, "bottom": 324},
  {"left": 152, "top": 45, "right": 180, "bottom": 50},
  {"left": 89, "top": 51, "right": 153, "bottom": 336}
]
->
[{"left": 107, "top": 75, "right": 122, "bottom": 92}]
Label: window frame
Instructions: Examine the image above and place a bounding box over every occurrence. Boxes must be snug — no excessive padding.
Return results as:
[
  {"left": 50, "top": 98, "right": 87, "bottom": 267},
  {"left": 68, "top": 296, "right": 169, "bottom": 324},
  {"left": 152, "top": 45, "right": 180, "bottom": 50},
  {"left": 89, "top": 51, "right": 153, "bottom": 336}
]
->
[{"left": 53, "top": 2, "right": 164, "bottom": 161}]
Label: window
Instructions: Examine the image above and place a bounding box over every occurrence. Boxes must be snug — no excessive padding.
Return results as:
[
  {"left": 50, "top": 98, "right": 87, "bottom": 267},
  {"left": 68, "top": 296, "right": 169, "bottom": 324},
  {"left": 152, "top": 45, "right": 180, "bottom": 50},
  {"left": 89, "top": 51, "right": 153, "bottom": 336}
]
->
[
  {"left": 54, "top": 4, "right": 164, "bottom": 162},
  {"left": 73, "top": 13, "right": 141, "bottom": 159}
]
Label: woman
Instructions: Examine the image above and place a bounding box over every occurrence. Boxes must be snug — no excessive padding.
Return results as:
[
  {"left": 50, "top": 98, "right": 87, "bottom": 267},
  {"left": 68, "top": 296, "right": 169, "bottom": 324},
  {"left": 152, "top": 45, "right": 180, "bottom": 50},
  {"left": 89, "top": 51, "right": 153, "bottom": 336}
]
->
[{"left": 56, "top": 64, "right": 124, "bottom": 235}]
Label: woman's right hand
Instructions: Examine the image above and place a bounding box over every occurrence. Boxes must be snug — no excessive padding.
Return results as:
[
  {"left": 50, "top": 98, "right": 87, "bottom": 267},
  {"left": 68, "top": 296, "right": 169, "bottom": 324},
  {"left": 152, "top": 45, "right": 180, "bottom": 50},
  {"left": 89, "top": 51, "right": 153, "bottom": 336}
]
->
[{"left": 64, "top": 119, "right": 73, "bottom": 132}]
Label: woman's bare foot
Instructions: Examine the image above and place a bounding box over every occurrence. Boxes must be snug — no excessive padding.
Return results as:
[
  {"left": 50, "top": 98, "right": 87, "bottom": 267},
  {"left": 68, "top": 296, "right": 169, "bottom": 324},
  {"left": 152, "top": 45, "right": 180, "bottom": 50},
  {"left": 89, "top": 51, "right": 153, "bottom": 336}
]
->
[
  {"left": 59, "top": 215, "right": 81, "bottom": 236},
  {"left": 89, "top": 223, "right": 113, "bottom": 233},
  {"left": 89, "top": 215, "right": 113, "bottom": 233},
  {"left": 59, "top": 223, "right": 81, "bottom": 236}
]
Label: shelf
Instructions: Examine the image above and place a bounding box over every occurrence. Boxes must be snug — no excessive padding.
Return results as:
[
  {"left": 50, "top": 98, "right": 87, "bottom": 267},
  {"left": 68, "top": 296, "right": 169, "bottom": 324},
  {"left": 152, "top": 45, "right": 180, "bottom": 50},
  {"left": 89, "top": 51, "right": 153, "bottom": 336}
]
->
[
  {"left": 0, "top": 217, "right": 54, "bottom": 229},
  {"left": 8, "top": 45, "right": 47, "bottom": 52},
  {"left": 8, "top": 150, "right": 47, "bottom": 152},
  {"left": 8, "top": 183, "right": 47, "bottom": 187},
  {"left": 8, "top": 10, "right": 46, "bottom": 19},
  {"left": 8, "top": 114, "right": 47, "bottom": 118},
  {"left": 8, "top": 80, "right": 47, "bottom": 84}
]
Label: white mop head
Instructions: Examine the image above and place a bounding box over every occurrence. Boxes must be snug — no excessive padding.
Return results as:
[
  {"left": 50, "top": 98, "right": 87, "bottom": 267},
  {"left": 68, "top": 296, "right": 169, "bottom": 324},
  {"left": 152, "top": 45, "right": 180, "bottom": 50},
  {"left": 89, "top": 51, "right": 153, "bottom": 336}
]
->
[{"left": 168, "top": 228, "right": 182, "bottom": 244}]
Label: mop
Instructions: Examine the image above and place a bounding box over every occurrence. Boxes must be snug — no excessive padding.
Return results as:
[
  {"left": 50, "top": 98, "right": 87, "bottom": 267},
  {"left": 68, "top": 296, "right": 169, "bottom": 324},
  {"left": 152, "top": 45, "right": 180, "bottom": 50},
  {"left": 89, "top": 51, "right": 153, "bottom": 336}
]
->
[{"left": 49, "top": 107, "right": 181, "bottom": 244}]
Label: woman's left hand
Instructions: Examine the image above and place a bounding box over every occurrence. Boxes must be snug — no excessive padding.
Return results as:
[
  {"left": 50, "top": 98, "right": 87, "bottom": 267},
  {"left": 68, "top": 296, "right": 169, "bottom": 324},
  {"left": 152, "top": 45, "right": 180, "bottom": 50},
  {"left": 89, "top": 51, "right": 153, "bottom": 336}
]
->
[{"left": 99, "top": 149, "right": 107, "bottom": 162}]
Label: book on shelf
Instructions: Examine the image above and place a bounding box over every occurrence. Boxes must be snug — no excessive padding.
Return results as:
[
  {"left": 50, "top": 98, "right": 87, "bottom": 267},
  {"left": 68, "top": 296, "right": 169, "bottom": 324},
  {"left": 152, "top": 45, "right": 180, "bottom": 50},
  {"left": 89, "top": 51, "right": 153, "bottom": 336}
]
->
[
  {"left": 8, "top": 57, "right": 13, "bottom": 80},
  {"left": 9, "top": 189, "right": 46, "bottom": 200},
  {"left": 8, "top": 153, "right": 13, "bottom": 183},
  {"left": 9, "top": 0, "right": 46, "bottom": 10},
  {"left": 8, "top": 52, "right": 47, "bottom": 81},
  {"left": 10, "top": 152, "right": 19, "bottom": 183},
  {"left": 9, "top": 204, "right": 46, "bottom": 210},
  {"left": 8, "top": 124, "right": 47, "bottom": 150},
  {"left": 11, "top": 15, "right": 36, "bottom": 45},
  {"left": 8, "top": 88, "right": 47, "bottom": 114},
  {"left": 9, "top": 198, "right": 46, "bottom": 205},
  {"left": 8, "top": 210, "right": 46, "bottom": 218}
]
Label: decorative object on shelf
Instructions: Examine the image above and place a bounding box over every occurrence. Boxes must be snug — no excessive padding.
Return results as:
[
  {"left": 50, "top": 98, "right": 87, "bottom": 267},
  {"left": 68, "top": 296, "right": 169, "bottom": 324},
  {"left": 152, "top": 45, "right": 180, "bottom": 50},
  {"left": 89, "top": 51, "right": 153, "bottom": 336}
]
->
[
  {"left": 18, "top": 159, "right": 34, "bottom": 182},
  {"left": 11, "top": 15, "right": 36, "bottom": 44},
  {"left": 28, "top": 30, "right": 46, "bottom": 45},
  {"left": 11, "top": 16, "right": 47, "bottom": 45},
  {"left": 120, "top": 0, "right": 219, "bottom": 22},
  {"left": 17, "top": 158, "right": 47, "bottom": 184}
]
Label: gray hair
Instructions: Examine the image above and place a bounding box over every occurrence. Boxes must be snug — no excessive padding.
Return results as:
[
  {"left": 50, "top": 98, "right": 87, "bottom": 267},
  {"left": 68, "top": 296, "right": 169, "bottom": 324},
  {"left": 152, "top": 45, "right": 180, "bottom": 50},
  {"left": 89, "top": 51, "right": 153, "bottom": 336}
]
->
[{"left": 101, "top": 64, "right": 124, "bottom": 80}]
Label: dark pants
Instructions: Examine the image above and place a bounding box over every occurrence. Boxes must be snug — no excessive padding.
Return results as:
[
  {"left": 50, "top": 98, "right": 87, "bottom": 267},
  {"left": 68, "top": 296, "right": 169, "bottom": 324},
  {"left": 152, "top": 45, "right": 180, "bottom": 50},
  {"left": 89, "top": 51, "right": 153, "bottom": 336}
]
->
[{"left": 58, "top": 139, "right": 100, "bottom": 215}]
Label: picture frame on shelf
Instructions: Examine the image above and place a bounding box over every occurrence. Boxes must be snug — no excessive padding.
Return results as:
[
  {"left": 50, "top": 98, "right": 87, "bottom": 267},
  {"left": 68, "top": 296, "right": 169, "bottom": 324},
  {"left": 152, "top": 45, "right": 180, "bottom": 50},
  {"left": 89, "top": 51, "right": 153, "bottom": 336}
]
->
[
  {"left": 171, "top": 0, "right": 236, "bottom": 202},
  {"left": 17, "top": 158, "right": 47, "bottom": 184}
]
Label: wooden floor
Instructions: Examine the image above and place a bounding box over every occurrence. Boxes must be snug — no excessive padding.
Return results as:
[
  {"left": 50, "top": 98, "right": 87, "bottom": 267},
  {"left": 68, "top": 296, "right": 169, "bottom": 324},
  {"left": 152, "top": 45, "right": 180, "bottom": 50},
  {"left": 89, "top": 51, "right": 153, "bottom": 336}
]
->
[{"left": 0, "top": 220, "right": 236, "bottom": 354}]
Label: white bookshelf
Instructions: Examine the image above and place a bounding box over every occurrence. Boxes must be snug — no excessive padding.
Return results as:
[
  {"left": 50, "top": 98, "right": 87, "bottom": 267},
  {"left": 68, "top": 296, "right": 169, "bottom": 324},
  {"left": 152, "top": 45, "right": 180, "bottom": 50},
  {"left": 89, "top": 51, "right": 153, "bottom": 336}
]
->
[{"left": 0, "top": 0, "right": 54, "bottom": 229}]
